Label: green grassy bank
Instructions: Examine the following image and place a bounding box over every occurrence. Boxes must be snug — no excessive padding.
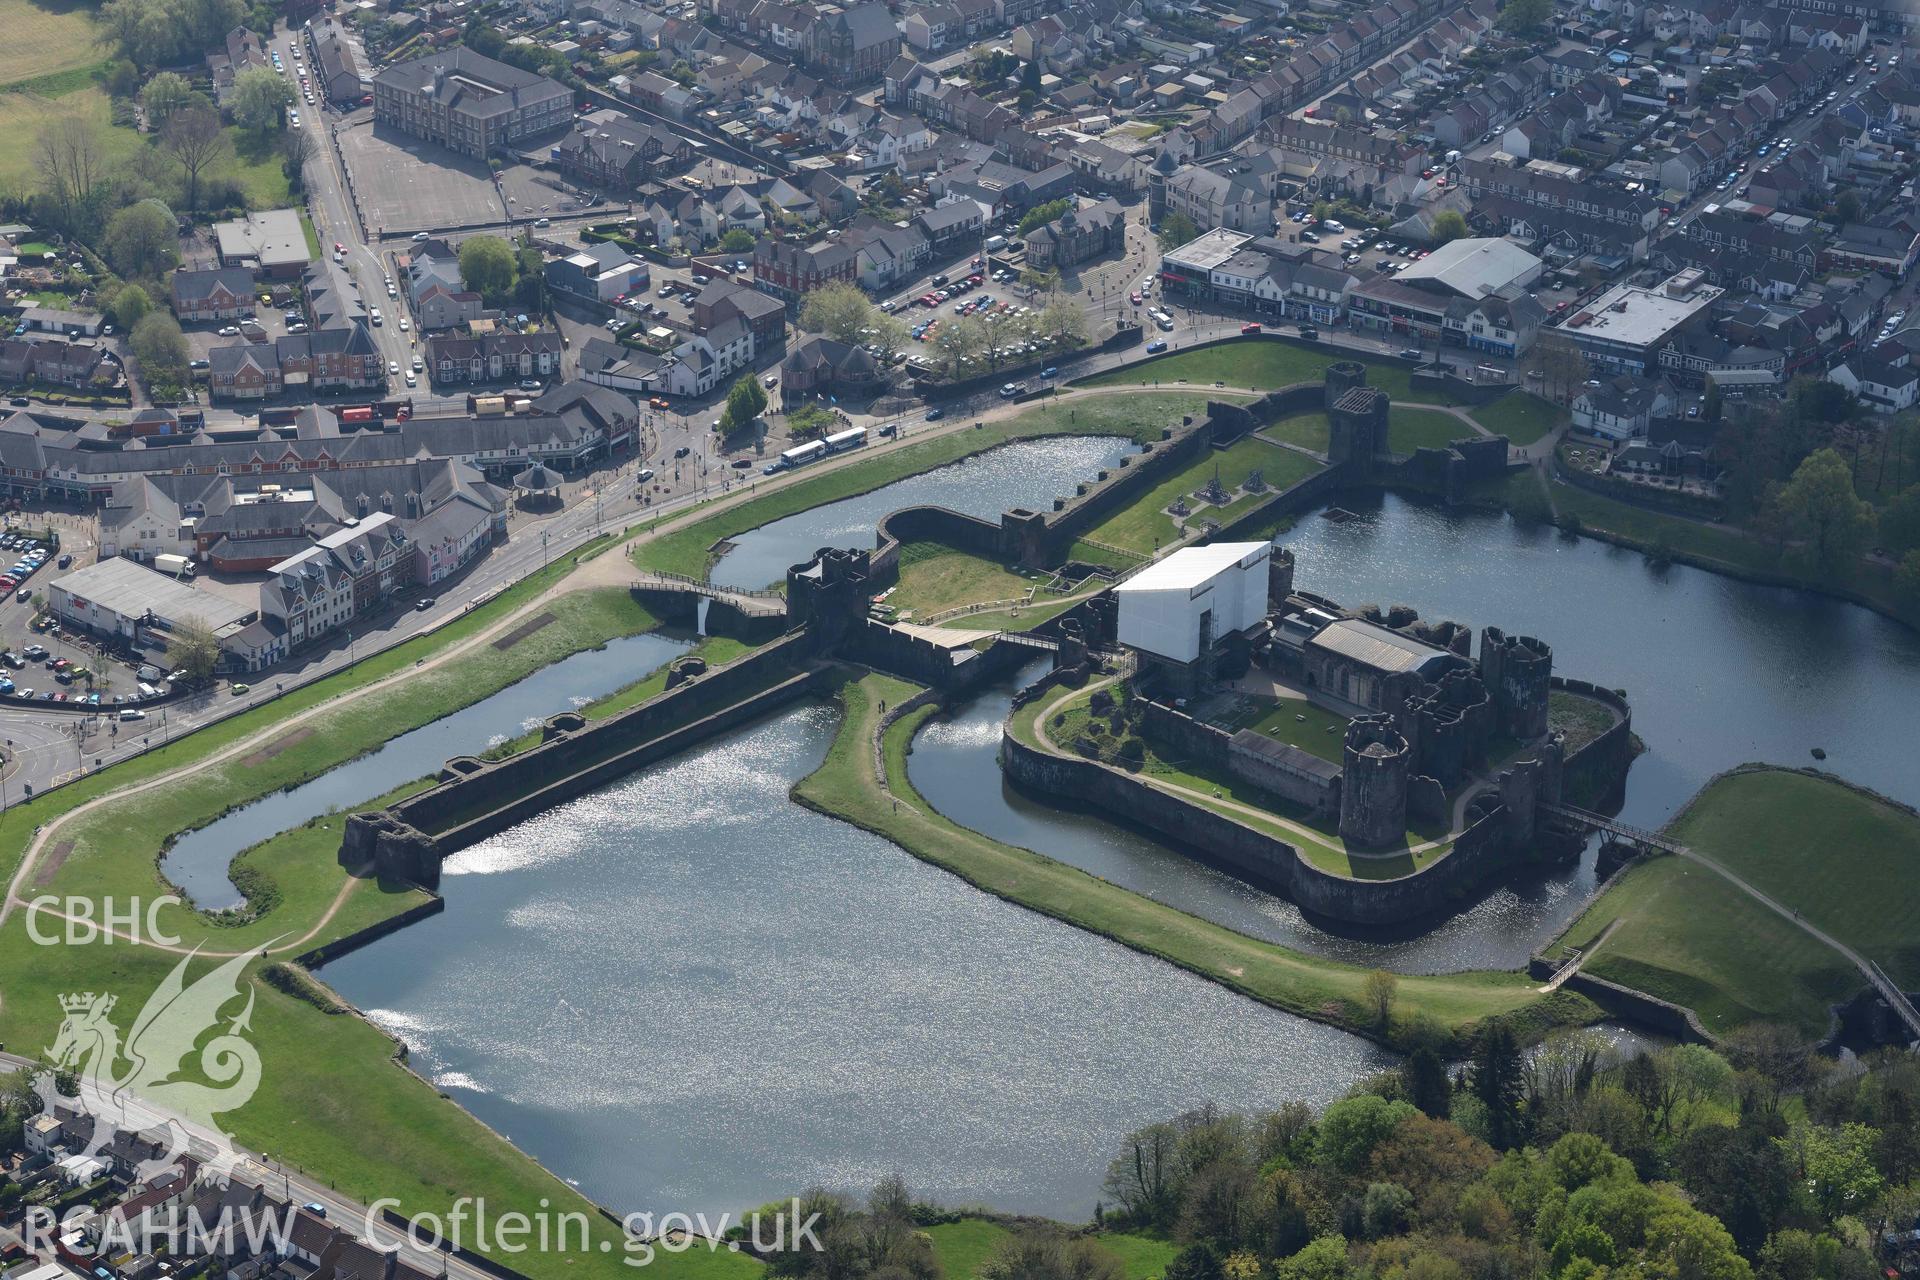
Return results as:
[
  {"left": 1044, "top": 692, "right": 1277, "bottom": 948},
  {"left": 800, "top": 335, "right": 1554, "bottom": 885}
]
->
[{"left": 1553, "top": 767, "right": 1920, "bottom": 1038}]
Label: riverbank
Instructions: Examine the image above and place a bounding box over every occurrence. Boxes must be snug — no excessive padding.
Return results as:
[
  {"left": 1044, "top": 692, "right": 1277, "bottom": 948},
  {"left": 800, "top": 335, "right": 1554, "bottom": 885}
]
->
[
  {"left": 1551, "top": 765, "right": 1920, "bottom": 1039},
  {"left": 790, "top": 669, "right": 1599, "bottom": 1053}
]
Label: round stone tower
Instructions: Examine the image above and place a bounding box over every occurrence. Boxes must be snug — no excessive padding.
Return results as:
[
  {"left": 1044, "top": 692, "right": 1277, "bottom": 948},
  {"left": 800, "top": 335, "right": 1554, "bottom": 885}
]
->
[{"left": 1339, "top": 713, "right": 1411, "bottom": 849}]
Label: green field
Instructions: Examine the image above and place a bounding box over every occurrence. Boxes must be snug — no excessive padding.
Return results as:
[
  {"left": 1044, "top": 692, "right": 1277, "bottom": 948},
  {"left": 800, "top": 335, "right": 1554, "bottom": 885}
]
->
[
  {"left": 925, "top": 1221, "right": 1176, "bottom": 1280},
  {"left": 1470, "top": 391, "right": 1561, "bottom": 445},
  {"left": 794, "top": 671, "right": 1594, "bottom": 1047},
  {"left": 0, "top": 0, "right": 102, "bottom": 90},
  {"left": 0, "top": 86, "right": 141, "bottom": 189},
  {"left": 1076, "top": 436, "right": 1323, "bottom": 554},
  {"left": 1080, "top": 342, "right": 1448, "bottom": 404},
  {"left": 636, "top": 393, "right": 1229, "bottom": 580},
  {"left": 1388, "top": 407, "right": 1474, "bottom": 454},
  {"left": 1554, "top": 768, "right": 1920, "bottom": 1036}
]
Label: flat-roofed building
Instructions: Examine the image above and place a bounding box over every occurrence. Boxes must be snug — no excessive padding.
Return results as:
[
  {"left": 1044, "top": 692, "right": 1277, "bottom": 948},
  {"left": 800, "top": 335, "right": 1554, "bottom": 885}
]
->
[
  {"left": 1562, "top": 268, "right": 1725, "bottom": 376},
  {"left": 48, "top": 556, "right": 257, "bottom": 649},
  {"left": 1116, "top": 542, "right": 1272, "bottom": 694}
]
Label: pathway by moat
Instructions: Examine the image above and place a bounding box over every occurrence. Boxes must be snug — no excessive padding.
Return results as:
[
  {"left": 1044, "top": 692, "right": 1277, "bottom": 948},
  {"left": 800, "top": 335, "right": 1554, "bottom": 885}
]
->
[{"left": 215, "top": 468, "right": 1920, "bottom": 1221}]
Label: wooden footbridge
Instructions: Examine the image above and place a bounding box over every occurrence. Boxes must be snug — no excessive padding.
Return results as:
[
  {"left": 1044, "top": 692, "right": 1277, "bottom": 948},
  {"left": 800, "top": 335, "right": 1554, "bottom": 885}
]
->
[
  {"left": 630, "top": 571, "right": 789, "bottom": 619},
  {"left": 1542, "top": 802, "right": 1689, "bottom": 854}
]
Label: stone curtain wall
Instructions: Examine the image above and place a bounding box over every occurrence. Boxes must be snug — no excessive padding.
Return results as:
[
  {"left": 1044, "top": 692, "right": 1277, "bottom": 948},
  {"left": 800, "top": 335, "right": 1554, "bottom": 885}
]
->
[
  {"left": 1001, "top": 723, "right": 1521, "bottom": 927},
  {"left": 1550, "top": 676, "right": 1635, "bottom": 804}
]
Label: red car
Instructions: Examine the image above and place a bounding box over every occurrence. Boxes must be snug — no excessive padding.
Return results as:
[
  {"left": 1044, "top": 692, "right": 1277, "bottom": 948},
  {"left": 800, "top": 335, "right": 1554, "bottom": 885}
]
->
[
  {"left": 1130, "top": 291, "right": 1142, "bottom": 304},
  {"left": 1241, "top": 322, "right": 1263, "bottom": 335},
  {"left": 333, "top": 242, "right": 343, "bottom": 254}
]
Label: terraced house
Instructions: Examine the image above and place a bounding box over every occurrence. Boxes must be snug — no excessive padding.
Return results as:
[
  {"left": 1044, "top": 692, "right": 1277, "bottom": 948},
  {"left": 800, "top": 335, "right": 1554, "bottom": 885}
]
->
[
  {"left": 373, "top": 48, "right": 574, "bottom": 159},
  {"left": 425, "top": 331, "right": 564, "bottom": 387}
]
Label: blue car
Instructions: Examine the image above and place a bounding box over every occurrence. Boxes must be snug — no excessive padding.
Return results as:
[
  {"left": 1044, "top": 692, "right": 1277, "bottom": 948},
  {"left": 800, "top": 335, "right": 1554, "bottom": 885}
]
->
[
  {"left": 1146, "top": 339, "right": 1168, "bottom": 353},
  {"left": 1040, "top": 366, "right": 1058, "bottom": 378},
  {"left": 924, "top": 407, "right": 943, "bottom": 420}
]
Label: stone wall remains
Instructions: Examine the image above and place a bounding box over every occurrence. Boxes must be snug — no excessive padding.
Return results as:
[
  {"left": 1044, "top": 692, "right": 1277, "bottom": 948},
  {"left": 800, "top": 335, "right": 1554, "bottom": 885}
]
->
[
  {"left": 1001, "top": 723, "right": 1523, "bottom": 926},
  {"left": 1551, "top": 676, "right": 1634, "bottom": 805}
]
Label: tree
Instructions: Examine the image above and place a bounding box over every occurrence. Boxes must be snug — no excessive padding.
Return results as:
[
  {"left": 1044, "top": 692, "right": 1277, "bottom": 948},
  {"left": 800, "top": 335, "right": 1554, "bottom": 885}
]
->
[
  {"left": 458, "top": 235, "right": 519, "bottom": 300},
  {"left": 1899, "top": 549, "right": 1920, "bottom": 605},
  {"left": 162, "top": 107, "right": 229, "bottom": 212},
  {"left": 1796, "top": 1123, "right": 1885, "bottom": 1225},
  {"left": 231, "top": 65, "right": 293, "bottom": 133},
  {"left": 1524, "top": 331, "right": 1590, "bottom": 403},
  {"left": 103, "top": 199, "right": 179, "bottom": 278},
  {"left": 1498, "top": 0, "right": 1551, "bottom": 31},
  {"left": 1471, "top": 1020, "right": 1526, "bottom": 1150},
  {"left": 109, "top": 283, "right": 154, "bottom": 330},
  {"left": 1317, "top": 1095, "right": 1415, "bottom": 1173},
  {"left": 1768, "top": 448, "right": 1875, "bottom": 574},
  {"left": 720, "top": 227, "right": 757, "bottom": 254},
  {"left": 34, "top": 117, "right": 110, "bottom": 235},
  {"left": 1430, "top": 210, "right": 1469, "bottom": 245},
  {"left": 1018, "top": 198, "right": 1073, "bottom": 237},
  {"left": 931, "top": 313, "right": 990, "bottom": 375},
  {"left": 280, "top": 126, "right": 316, "bottom": 190},
  {"left": 1702, "top": 381, "right": 1723, "bottom": 425},
  {"left": 166, "top": 616, "right": 221, "bottom": 682},
  {"left": 130, "top": 312, "right": 189, "bottom": 379},
  {"left": 1158, "top": 211, "right": 1199, "bottom": 251},
  {"left": 139, "top": 71, "right": 198, "bottom": 126},
  {"left": 1362, "top": 969, "right": 1397, "bottom": 1028},
  {"left": 1834, "top": 190, "right": 1863, "bottom": 225},
  {"left": 1103, "top": 1121, "right": 1179, "bottom": 1226},
  {"left": 1041, "top": 292, "right": 1089, "bottom": 346},
  {"left": 720, "top": 373, "right": 768, "bottom": 433},
  {"left": 1404, "top": 1047, "right": 1451, "bottom": 1118},
  {"left": 801, "top": 282, "right": 878, "bottom": 345},
  {"left": 980, "top": 1229, "right": 1124, "bottom": 1280}
]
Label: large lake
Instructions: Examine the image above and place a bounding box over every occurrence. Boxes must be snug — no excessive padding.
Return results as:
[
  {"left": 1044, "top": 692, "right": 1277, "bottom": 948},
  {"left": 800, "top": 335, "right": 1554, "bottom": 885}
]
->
[{"left": 322, "top": 705, "right": 1390, "bottom": 1219}]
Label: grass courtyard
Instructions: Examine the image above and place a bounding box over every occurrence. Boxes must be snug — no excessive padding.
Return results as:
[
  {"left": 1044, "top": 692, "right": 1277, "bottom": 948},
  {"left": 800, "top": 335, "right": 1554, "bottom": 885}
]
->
[
  {"left": 1388, "top": 407, "right": 1474, "bottom": 454},
  {"left": 0, "top": 86, "right": 140, "bottom": 189},
  {"left": 886, "top": 541, "right": 1043, "bottom": 619},
  {"left": 1209, "top": 692, "right": 1348, "bottom": 764},
  {"left": 1554, "top": 767, "right": 1920, "bottom": 1037},
  {"left": 1076, "top": 436, "right": 1323, "bottom": 555}
]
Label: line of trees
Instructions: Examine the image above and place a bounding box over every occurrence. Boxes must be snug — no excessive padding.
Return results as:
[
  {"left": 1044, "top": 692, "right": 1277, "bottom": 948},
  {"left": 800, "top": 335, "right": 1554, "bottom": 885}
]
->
[{"left": 1096, "top": 1022, "right": 1918, "bottom": 1280}]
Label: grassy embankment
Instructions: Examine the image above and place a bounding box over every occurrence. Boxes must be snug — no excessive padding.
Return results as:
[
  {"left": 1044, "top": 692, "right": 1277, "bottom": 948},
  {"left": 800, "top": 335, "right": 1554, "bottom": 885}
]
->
[
  {"left": 1079, "top": 343, "right": 1454, "bottom": 404},
  {"left": 792, "top": 671, "right": 1596, "bottom": 1048},
  {"left": 635, "top": 393, "right": 1224, "bottom": 581},
  {"left": 1553, "top": 767, "right": 1920, "bottom": 1038},
  {"left": 0, "top": 544, "right": 759, "bottom": 1280}
]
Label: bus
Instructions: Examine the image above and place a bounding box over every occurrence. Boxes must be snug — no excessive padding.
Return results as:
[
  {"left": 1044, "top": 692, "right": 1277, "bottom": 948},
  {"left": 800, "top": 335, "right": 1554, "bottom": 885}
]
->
[
  {"left": 823, "top": 426, "right": 868, "bottom": 453},
  {"left": 777, "top": 440, "right": 829, "bottom": 469}
]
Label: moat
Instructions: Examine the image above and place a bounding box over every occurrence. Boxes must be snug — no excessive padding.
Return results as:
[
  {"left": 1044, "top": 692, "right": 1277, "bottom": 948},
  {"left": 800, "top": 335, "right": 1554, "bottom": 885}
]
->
[{"left": 308, "top": 489, "right": 1920, "bottom": 1220}]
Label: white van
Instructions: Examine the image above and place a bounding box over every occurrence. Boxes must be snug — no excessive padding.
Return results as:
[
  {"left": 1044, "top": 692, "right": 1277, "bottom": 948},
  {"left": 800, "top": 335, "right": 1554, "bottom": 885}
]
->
[{"left": 136, "top": 681, "right": 158, "bottom": 699}]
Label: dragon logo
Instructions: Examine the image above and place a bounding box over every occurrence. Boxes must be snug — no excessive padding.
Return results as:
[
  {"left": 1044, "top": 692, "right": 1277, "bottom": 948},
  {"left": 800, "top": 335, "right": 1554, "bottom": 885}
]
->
[{"left": 36, "top": 949, "right": 264, "bottom": 1185}]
